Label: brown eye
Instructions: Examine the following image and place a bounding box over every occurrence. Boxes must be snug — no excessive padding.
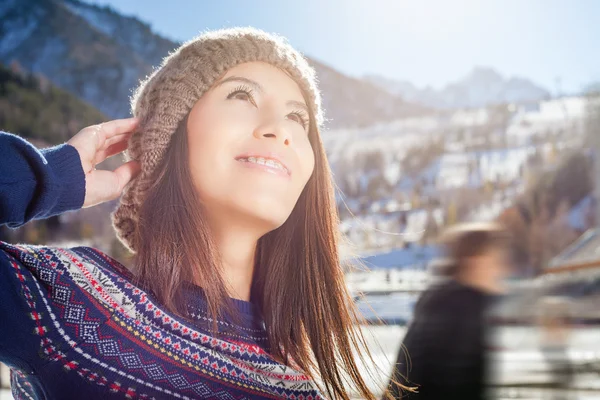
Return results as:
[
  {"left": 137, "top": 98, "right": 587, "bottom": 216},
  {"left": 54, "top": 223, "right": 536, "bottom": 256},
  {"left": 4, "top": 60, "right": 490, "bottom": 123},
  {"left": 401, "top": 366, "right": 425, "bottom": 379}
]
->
[
  {"left": 226, "top": 85, "right": 256, "bottom": 106},
  {"left": 230, "top": 91, "right": 251, "bottom": 101},
  {"left": 287, "top": 111, "right": 308, "bottom": 131}
]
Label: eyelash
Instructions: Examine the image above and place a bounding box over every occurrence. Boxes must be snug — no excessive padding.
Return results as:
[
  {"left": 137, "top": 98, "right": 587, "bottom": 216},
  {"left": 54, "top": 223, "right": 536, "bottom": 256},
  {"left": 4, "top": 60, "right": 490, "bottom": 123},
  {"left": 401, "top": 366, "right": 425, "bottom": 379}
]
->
[
  {"left": 226, "top": 85, "right": 309, "bottom": 131},
  {"left": 288, "top": 110, "right": 309, "bottom": 130},
  {"left": 227, "top": 85, "right": 256, "bottom": 105}
]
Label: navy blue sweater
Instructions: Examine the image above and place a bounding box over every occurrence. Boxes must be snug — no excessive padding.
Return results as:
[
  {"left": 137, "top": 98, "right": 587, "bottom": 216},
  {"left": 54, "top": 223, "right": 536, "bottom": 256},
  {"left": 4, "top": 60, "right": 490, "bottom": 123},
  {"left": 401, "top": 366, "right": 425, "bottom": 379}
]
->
[
  {"left": 0, "top": 132, "right": 323, "bottom": 399},
  {"left": 0, "top": 132, "right": 85, "bottom": 227}
]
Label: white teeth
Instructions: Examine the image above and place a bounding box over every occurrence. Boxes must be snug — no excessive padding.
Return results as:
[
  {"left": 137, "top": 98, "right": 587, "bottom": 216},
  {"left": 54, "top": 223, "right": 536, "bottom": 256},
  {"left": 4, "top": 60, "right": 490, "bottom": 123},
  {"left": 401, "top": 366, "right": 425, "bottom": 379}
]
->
[{"left": 240, "top": 157, "right": 287, "bottom": 173}]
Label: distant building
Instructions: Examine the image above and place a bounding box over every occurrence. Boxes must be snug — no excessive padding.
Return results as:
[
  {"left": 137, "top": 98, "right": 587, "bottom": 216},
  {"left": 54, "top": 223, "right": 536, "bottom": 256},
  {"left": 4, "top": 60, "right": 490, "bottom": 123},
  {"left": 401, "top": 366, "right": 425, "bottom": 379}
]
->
[
  {"left": 489, "top": 229, "right": 600, "bottom": 324},
  {"left": 344, "top": 245, "right": 441, "bottom": 324},
  {"left": 344, "top": 245, "right": 440, "bottom": 297},
  {"left": 547, "top": 228, "right": 600, "bottom": 272},
  {"left": 507, "top": 229, "right": 600, "bottom": 322},
  {"left": 359, "top": 245, "right": 440, "bottom": 270}
]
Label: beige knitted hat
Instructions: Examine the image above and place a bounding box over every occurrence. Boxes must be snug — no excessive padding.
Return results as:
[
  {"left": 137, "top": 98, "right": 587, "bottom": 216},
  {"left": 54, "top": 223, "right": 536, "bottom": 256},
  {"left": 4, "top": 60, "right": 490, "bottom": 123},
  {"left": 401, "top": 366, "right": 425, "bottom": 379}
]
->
[{"left": 111, "top": 27, "right": 323, "bottom": 252}]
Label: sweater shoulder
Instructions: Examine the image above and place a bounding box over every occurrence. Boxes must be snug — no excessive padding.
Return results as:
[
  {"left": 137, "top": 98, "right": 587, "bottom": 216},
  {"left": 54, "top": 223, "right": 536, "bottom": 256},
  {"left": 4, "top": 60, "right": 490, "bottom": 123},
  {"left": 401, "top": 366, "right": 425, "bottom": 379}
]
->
[
  {"left": 0, "top": 242, "right": 135, "bottom": 370},
  {"left": 0, "top": 241, "right": 138, "bottom": 315},
  {"left": 1, "top": 241, "right": 130, "bottom": 278}
]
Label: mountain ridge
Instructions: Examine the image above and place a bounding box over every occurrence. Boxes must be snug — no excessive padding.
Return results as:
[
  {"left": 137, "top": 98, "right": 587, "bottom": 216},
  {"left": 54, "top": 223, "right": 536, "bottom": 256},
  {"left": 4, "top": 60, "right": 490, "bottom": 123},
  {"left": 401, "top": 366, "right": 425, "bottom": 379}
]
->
[
  {"left": 365, "top": 66, "right": 551, "bottom": 109},
  {"left": 0, "top": 0, "right": 427, "bottom": 128}
]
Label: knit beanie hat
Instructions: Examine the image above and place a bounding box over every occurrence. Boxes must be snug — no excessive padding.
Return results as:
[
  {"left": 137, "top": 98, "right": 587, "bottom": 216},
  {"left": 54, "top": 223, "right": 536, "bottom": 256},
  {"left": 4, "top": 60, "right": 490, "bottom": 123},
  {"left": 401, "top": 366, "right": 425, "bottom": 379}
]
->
[{"left": 112, "top": 27, "right": 323, "bottom": 252}]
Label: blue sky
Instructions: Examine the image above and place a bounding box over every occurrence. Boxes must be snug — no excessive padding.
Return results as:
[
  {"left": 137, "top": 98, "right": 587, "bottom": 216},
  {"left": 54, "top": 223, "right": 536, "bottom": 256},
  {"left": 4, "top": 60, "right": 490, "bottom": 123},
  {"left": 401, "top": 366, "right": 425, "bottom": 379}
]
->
[{"left": 90, "top": 0, "right": 599, "bottom": 94}]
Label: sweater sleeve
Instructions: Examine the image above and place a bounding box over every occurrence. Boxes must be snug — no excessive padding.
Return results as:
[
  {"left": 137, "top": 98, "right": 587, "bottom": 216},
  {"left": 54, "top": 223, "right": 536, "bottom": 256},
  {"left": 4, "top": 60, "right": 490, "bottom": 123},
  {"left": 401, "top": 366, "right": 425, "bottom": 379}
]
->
[
  {"left": 0, "top": 131, "right": 86, "bottom": 227},
  {"left": 0, "top": 249, "right": 41, "bottom": 373},
  {"left": 0, "top": 132, "right": 86, "bottom": 373}
]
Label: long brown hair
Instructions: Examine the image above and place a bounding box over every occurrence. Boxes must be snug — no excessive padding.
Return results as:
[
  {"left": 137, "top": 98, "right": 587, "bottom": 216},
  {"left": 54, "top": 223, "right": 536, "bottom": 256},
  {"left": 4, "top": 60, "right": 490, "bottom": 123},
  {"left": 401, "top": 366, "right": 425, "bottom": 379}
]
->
[{"left": 134, "top": 107, "right": 402, "bottom": 399}]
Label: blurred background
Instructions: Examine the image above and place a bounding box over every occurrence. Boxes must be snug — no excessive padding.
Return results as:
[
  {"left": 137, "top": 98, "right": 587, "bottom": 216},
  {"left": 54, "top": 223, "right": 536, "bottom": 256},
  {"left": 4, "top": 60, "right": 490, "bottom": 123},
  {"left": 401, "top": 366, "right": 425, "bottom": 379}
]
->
[{"left": 1, "top": 0, "right": 599, "bottom": 398}]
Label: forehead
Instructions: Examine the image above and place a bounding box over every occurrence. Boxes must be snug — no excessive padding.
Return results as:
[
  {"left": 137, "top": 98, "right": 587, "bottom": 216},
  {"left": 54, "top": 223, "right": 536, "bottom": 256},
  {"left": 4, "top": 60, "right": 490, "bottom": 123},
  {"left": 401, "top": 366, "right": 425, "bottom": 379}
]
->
[{"left": 220, "top": 62, "right": 306, "bottom": 103}]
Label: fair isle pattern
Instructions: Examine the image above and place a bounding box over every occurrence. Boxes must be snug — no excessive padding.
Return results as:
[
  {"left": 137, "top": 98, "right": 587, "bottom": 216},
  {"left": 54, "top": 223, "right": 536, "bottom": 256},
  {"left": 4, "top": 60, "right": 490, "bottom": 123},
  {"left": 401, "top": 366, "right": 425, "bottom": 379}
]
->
[
  {"left": 83, "top": 248, "right": 269, "bottom": 346},
  {"left": 2, "top": 243, "right": 323, "bottom": 399},
  {"left": 11, "top": 370, "right": 36, "bottom": 400}
]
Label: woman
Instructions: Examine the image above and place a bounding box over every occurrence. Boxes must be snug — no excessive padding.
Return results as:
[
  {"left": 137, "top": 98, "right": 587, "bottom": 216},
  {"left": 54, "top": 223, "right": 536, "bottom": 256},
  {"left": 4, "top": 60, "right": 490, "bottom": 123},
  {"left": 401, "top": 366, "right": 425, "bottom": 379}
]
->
[{"left": 0, "top": 28, "right": 390, "bottom": 399}]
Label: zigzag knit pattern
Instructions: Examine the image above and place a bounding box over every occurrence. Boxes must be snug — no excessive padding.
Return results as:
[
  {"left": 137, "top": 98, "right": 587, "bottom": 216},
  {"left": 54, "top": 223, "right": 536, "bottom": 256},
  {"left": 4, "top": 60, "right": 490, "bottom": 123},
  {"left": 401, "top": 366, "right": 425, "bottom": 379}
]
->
[{"left": 0, "top": 242, "right": 324, "bottom": 399}]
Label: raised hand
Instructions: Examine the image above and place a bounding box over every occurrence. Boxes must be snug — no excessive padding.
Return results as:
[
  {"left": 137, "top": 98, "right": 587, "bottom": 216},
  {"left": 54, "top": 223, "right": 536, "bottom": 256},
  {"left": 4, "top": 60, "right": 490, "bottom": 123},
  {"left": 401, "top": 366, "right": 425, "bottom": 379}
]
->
[{"left": 67, "top": 118, "right": 141, "bottom": 208}]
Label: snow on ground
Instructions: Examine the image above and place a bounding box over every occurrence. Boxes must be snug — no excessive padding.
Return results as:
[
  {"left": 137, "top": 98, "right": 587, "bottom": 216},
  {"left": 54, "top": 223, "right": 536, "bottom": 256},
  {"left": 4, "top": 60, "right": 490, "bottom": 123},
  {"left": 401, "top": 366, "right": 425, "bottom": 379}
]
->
[
  {"left": 354, "top": 292, "right": 419, "bottom": 324},
  {"left": 325, "top": 94, "right": 591, "bottom": 254},
  {"left": 508, "top": 97, "right": 587, "bottom": 146},
  {"left": 356, "top": 246, "right": 439, "bottom": 270}
]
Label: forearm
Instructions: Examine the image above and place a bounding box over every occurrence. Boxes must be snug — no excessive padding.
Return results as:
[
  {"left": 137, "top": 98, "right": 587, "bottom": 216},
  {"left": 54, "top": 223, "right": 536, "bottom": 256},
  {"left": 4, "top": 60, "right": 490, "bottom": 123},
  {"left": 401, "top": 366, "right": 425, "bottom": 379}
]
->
[{"left": 0, "top": 132, "right": 85, "bottom": 227}]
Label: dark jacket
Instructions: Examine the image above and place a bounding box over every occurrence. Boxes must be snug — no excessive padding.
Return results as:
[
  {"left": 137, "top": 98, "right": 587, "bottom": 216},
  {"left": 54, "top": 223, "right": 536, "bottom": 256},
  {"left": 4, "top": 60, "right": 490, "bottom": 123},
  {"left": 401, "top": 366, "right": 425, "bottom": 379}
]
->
[{"left": 387, "top": 279, "right": 492, "bottom": 400}]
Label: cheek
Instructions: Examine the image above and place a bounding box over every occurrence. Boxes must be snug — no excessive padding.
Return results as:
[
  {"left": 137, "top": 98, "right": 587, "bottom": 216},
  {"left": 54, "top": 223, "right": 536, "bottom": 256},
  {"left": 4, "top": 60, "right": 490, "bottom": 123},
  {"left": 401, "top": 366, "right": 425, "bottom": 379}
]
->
[
  {"left": 187, "top": 99, "right": 248, "bottom": 161},
  {"left": 299, "top": 142, "right": 316, "bottom": 187},
  {"left": 187, "top": 121, "right": 215, "bottom": 178},
  {"left": 302, "top": 149, "right": 316, "bottom": 189},
  {"left": 186, "top": 114, "right": 233, "bottom": 195}
]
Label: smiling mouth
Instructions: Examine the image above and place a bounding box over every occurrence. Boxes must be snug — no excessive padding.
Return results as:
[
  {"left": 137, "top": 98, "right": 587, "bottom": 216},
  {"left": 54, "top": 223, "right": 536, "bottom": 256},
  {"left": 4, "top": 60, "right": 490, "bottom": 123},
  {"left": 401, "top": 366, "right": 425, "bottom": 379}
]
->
[{"left": 236, "top": 156, "right": 290, "bottom": 175}]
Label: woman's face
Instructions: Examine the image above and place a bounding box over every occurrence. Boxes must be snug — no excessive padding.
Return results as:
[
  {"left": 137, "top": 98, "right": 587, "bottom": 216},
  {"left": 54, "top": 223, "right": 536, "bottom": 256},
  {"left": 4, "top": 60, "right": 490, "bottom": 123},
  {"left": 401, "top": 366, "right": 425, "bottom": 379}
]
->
[{"left": 186, "top": 61, "right": 315, "bottom": 234}]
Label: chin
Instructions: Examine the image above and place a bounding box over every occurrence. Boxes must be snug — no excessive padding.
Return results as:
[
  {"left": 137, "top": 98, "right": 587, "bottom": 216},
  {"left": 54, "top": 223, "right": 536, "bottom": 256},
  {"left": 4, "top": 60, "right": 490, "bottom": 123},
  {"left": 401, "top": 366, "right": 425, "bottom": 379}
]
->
[
  {"left": 243, "top": 204, "right": 293, "bottom": 234},
  {"left": 258, "top": 213, "right": 291, "bottom": 233}
]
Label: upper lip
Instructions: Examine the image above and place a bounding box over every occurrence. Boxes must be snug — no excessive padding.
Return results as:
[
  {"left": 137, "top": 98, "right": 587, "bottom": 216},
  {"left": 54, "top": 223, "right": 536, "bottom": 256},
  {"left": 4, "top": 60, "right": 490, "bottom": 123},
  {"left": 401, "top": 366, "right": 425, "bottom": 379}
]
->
[{"left": 235, "top": 152, "right": 292, "bottom": 175}]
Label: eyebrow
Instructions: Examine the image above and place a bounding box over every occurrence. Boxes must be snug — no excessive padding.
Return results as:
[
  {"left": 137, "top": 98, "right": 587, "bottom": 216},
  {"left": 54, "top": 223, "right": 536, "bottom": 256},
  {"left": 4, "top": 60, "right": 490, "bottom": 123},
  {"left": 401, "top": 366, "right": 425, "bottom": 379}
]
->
[
  {"left": 287, "top": 100, "right": 309, "bottom": 114},
  {"left": 215, "top": 75, "right": 309, "bottom": 113},
  {"left": 216, "top": 76, "right": 263, "bottom": 92}
]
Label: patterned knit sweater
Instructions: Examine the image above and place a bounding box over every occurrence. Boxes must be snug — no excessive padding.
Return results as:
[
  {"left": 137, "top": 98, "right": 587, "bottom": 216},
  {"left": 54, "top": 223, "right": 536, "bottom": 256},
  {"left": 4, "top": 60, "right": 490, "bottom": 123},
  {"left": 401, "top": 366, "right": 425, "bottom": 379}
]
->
[{"left": 0, "top": 132, "right": 323, "bottom": 399}]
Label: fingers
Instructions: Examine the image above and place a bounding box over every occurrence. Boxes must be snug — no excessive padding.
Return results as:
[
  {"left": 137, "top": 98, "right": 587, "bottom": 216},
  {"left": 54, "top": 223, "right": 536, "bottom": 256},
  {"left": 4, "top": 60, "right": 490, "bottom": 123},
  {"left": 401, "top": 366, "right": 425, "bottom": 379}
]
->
[
  {"left": 68, "top": 118, "right": 139, "bottom": 168},
  {"left": 93, "top": 118, "right": 138, "bottom": 161},
  {"left": 112, "top": 160, "right": 141, "bottom": 195},
  {"left": 89, "top": 118, "right": 138, "bottom": 150},
  {"left": 96, "top": 118, "right": 139, "bottom": 142},
  {"left": 102, "top": 130, "right": 134, "bottom": 150},
  {"left": 94, "top": 136, "right": 131, "bottom": 165},
  {"left": 82, "top": 161, "right": 141, "bottom": 208}
]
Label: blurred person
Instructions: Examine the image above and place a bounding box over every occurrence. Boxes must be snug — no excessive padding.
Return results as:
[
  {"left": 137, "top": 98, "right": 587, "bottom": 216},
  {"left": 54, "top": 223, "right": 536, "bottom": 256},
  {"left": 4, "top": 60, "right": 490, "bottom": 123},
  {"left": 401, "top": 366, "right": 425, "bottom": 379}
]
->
[
  {"left": 385, "top": 223, "right": 514, "bottom": 400},
  {"left": 0, "top": 28, "right": 395, "bottom": 400},
  {"left": 538, "top": 296, "right": 574, "bottom": 400}
]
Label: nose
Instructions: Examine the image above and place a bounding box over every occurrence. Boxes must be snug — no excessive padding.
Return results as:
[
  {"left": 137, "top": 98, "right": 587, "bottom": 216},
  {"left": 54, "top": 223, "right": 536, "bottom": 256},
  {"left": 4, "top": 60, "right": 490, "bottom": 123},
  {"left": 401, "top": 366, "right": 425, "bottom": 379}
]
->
[{"left": 253, "top": 118, "right": 291, "bottom": 146}]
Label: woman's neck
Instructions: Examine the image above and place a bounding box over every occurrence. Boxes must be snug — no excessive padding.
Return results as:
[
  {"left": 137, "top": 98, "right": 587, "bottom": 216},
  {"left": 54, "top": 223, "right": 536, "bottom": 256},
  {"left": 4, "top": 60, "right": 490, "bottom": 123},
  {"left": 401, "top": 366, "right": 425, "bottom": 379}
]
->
[{"left": 213, "top": 226, "right": 259, "bottom": 301}]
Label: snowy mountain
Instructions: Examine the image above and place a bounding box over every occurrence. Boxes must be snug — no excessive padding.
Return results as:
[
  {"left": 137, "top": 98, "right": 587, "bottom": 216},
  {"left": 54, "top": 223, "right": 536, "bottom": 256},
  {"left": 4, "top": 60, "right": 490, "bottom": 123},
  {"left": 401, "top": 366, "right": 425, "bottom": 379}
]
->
[
  {"left": 311, "top": 59, "right": 427, "bottom": 127},
  {"left": 366, "top": 67, "right": 551, "bottom": 109},
  {"left": 0, "top": 0, "right": 425, "bottom": 128},
  {"left": 0, "top": 0, "right": 156, "bottom": 118},
  {"left": 325, "top": 94, "right": 592, "bottom": 254}
]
